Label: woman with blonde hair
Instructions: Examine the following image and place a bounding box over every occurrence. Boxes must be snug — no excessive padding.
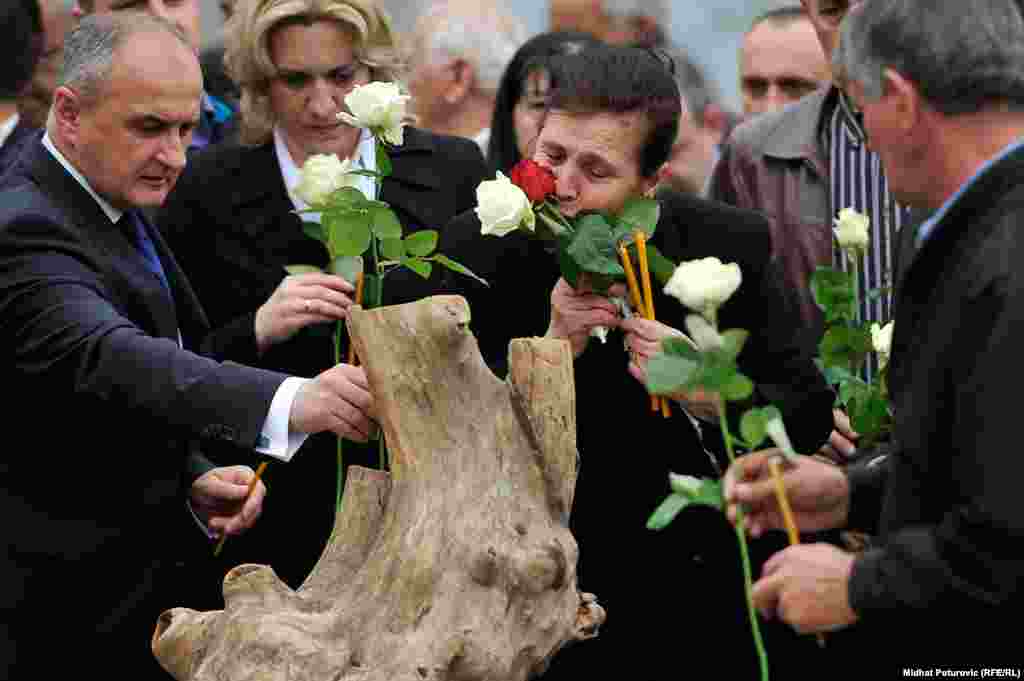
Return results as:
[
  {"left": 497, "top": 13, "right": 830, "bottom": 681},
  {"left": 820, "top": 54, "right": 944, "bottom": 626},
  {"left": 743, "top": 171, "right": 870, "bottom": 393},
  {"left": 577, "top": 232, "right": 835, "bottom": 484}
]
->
[{"left": 159, "top": 0, "right": 489, "bottom": 598}]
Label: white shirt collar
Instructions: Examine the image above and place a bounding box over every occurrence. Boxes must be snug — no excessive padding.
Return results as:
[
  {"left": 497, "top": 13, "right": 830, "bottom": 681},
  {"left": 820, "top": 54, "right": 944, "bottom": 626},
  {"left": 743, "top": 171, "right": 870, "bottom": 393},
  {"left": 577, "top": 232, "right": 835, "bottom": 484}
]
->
[
  {"left": 274, "top": 126, "right": 378, "bottom": 219},
  {"left": 42, "top": 132, "right": 123, "bottom": 224},
  {"left": 0, "top": 113, "right": 20, "bottom": 150}
]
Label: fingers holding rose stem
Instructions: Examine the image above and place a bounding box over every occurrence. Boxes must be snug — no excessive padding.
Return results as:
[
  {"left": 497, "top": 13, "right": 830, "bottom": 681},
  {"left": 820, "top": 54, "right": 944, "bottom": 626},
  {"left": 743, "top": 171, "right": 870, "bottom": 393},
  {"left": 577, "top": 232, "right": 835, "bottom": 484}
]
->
[
  {"left": 768, "top": 455, "right": 827, "bottom": 648},
  {"left": 213, "top": 461, "right": 269, "bottom": 557},
  {"left": 346, "top": 271, "right": 365, "bottom": 366}
]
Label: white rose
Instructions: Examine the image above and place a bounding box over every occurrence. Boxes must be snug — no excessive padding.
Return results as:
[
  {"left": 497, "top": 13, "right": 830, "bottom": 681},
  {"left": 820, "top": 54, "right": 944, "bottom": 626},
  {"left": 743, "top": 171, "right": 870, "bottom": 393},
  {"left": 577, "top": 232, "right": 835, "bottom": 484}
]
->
[
  {"left": 684, "top": 314, "right": 723, "bottom": 351},
  {"left": 663, "top": 257, "right": 742, "bottom": 320},
  {"left": 834, "top": 207, "right": 870, "bottom": 253},
  {"left": 293, "top": 154, "right": 357, "bottom": 207},
  {"left": 338, "top": 81, "right": 410, "bottom": 146},
  {"left": 871, "top": 320, "right": 894, "bottom": 368},
  {"left": 475, "top": 172, "right": 535, "bottom": 237}
]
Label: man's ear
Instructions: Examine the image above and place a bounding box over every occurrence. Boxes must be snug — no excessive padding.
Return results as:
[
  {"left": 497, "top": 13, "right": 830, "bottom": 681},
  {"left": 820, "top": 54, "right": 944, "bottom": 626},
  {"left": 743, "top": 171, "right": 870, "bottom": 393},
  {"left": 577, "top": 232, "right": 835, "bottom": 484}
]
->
[
  {"left": 51, "top": 86, "right": 84, "bottom": 146},
  {"left": 883, "top": 68, "right": 920, "bottom": 135},
  {"left": 444, "top": 59, "right": 475, "bottom": 104},
  {"left": 701, "top": 103, "right": 729, "bottom": 136}
]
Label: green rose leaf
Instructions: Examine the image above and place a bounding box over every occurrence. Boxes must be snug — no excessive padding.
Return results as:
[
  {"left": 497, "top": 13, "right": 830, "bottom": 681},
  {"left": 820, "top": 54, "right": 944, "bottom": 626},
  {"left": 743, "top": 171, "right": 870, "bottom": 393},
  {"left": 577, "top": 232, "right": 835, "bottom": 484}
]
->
[
  {"left": 302, "top": 221, "right": 326, "bottom": 245},
  {"left": 376, "top": 140, "right": 392, "bottom": 176},
  {"left": 721, "top": 372, "right": 754, "bottom": 402},
  {"left": 326, "top": 186, "right": 368, "bottom": 209},
  {"left": 369, "top": 204, "right": 403, "bottom": 241},
  {"left": 403, "top": 257, "right": 432, "bottom": 280},
  {"left": 662, "top": 335, "right": 701, "bottom": 359},
  {"left": 404, "top": 230, "right": 439, "bottom": 257},
  {"left": 849, "top": 389, "right": 889, "bottom": 442},
  {"left": 646, "top": 352, "right": 698, "bottom": 396},
  {"left": 719, "top": 329, "right": 750, "bottom": 361},
  {"left": 820, "top": 325, "right": 872, "bottom": 373},
  {"left": 566, "top": 213, "right": 626, "bottom": 279},
  {"left": 645, "top": 243, "right": 677, "bottom": 286},
  {"left": 647, "top": 493, "right": 689, "bottom": 530},
  {"left": 695, "top": 361, "right": 738, "bottom": 393},
  {"left": 740, "top": 408, "right": 768, "bottom": 449},
  {"left": 380, "top": 237, "right": 405, "bottom": 262},
  {"left": 430, "top": 253, "right": 489, "bottom": 287},
  {"left": 323, "top": 210, "right": 372, "bottom": 258},
  {"left": 285, "top": 264, "right": 323, "bottom": 275},
  {"left": 615, "top": 196, "right": 660, "bottom": 236},
  {"left": 811, "top": 266, "right": 857, "bottom": 322}
]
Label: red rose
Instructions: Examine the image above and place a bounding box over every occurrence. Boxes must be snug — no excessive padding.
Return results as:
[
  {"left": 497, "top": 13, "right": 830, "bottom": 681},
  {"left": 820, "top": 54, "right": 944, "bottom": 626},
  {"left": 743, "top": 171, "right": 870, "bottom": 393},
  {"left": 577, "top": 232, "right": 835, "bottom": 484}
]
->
[{"left": 509, "top": 159, "right": 556, "bottom": 203}]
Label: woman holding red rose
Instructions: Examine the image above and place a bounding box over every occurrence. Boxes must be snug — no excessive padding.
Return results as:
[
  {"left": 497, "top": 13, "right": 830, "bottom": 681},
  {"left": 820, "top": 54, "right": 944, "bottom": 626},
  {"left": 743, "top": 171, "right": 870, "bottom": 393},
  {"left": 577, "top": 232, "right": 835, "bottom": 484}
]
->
[{"left": 437, "top": 45, "right": 834, "bottom": 679}]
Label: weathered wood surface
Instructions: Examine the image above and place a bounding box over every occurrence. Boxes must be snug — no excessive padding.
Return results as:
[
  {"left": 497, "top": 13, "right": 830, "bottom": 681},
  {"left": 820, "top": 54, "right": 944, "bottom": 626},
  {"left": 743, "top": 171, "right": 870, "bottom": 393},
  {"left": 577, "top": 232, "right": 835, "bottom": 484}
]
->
[{"left": 152, "top": 295, "right": 603, "bottom": 680}]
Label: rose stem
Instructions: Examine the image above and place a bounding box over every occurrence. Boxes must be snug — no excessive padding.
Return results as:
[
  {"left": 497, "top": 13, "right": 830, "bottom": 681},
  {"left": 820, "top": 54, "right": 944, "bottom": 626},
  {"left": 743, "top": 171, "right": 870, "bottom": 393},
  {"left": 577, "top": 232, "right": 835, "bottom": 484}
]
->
[{"left": 347, "top": 271, "right": 365, "bottom": 366}]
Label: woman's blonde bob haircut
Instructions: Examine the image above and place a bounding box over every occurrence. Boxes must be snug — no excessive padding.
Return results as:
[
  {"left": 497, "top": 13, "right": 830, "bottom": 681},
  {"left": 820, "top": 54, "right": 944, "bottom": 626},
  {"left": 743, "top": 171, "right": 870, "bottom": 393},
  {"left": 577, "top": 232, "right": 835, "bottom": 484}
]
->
[{"left": 225, "top": 0, "right": 403, "bottom": 145}]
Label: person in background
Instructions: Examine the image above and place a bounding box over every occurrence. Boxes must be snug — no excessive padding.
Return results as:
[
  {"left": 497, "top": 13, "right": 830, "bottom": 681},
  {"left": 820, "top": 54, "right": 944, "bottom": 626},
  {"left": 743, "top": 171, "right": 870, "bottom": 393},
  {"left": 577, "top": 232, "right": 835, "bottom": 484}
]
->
[
  {"left": 726, "top": 0, "right": 1024, "bottom": 669},
  {"left": 739, "top": 5, "right": 830, "bottom": 119},
  {"left": 78, "top": 0, "right": 238, "bottom": 152},
  {"left": 0, "top": 12, "right": 375, "bottom": 677},
  {"left": 0, "top": 0, "right": 43, "bottom": 176},
  {"left": 200, "top": 0, "right": 242, "bottom": 109},
  {"left": 158, "top": 0, "right": 489, "bottom": 602},
  {"left": 18, "top": 0, "right": 75, "bottom": 131},
  {"left": 656, "top": 47, "right": 736, "bottom": 196},
  {"left": 486, "top": 30, "right": 603, "bottom": 173},
  {"left": 405, "top": 0, "right": 528, "bottom": 151},
  {"left": 708, "top": 0, "right": 908, "bottom": 461},
  {"left": 436, "top": 46, "right": 834, "bottom": 676}
]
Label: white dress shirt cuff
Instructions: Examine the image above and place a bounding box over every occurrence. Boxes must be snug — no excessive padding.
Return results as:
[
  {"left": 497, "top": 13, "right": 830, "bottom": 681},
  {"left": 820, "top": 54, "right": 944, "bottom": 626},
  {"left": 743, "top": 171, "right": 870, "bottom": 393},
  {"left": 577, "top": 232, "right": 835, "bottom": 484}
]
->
[{"left": 256, "top": 376, "right": 311, "bottom": 462}]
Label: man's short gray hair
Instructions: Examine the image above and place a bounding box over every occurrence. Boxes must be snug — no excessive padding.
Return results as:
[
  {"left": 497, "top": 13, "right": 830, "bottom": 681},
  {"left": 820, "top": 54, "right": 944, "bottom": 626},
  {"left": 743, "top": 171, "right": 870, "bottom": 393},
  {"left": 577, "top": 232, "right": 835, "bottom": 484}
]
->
[
  {"left": 835, "top": 0, "right": 1024, "bottom": 115},
  {"left": 60, "top": 11, "right": 193, "bottom": 108},
  {"left": 419, "top": 1, "right": 528, "bottom": 93}
]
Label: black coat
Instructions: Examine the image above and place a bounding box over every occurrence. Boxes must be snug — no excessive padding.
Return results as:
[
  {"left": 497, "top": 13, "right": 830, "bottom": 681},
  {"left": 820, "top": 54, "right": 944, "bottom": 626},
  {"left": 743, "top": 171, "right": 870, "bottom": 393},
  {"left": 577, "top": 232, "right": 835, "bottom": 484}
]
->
[
  {"left": 845, "top": 144, "right": 1024, "bottom": 667},
  {"left": 157, "top": 127, "right": 490, "bottom": 596},
  {"left": 437, "top": 190, "right": 836, "bottom": 678},
  {"left": 0, "top": 118, "right": 37, "bottom": 178},
  {"left": 0, "top": 141, "right": 287, "bottom": 677}
]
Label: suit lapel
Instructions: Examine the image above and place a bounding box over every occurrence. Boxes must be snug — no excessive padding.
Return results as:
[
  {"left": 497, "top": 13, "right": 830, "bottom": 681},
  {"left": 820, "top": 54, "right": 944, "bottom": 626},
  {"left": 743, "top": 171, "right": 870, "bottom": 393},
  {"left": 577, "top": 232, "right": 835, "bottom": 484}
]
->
[{"left": 27, "top": 143, "right": 181, "bottom": 340}]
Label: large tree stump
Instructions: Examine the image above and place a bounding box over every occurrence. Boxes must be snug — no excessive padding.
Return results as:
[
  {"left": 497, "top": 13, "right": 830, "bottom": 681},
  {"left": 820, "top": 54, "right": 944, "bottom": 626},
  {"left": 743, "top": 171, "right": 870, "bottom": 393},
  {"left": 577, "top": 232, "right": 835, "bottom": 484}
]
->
[{"left": 153, "top": 295, "right": 604, "bottom": 680}]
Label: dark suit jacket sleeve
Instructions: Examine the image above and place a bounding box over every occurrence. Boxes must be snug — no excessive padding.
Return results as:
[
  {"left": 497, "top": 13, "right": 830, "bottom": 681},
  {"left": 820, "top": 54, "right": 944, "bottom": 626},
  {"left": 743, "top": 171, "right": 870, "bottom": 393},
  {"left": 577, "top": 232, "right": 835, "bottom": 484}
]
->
[
  {"left": 849, "top": 239, "right": 1024, "bottom": 618},
  {"left": 0, "top": 211, "right": 286, "bottom": 448}
]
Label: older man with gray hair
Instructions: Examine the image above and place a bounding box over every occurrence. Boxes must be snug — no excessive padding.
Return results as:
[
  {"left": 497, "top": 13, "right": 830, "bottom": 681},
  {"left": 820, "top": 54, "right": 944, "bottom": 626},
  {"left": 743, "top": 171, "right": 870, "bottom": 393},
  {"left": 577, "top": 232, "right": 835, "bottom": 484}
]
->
[
  {"left": 723, "top": 0, "right": 1024, "bottom": 670},
  {"left": 406, "top": 0, "right": 527, "bottom": 150}
]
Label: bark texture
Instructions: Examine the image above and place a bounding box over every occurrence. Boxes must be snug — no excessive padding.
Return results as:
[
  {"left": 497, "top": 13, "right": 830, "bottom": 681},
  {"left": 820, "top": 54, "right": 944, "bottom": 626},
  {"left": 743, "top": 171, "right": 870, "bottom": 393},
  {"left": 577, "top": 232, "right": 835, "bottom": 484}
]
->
[{"left": 153, "top": 295, "right": 603, "bottom": 680}]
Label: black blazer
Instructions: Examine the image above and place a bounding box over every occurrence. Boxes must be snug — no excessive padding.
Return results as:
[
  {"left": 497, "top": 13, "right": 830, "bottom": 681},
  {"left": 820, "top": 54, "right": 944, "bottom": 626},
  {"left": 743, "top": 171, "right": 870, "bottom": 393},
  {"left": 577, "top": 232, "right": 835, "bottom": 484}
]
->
[
  {"left": 0, "top": 118, "right": 38, "bottom": 178},
  {"left": 157, "top": 127, "right": 490, "bottom": 594},
  {"left": 0, "top": 141, "right": 288, "bottom": 677},
  {"left": 845, "top": 144, "right": 1024, "bottom": 666},
  {"left": 437, "top": 190, "right": 835, "bottom": 677}
]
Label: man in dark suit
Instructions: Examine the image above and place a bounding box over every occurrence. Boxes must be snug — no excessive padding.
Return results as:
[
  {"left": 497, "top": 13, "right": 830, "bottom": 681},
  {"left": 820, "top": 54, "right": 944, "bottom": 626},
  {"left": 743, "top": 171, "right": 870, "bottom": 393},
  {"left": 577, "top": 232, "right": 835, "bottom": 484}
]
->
[
  {"left": 155, "top": 0, "right": 491, "bottom": 600},
  {"left": 725, "top": 0, "right": 1024, "bottom": 671},
  {"left": 0, "top": 0, "right": 43, "bottom": 177},
  {"left": 437, "top": 46, "right": 835, "bottom": 678},
  {"left": 0, "top": 12, "right": 377, "bottom": 678}
]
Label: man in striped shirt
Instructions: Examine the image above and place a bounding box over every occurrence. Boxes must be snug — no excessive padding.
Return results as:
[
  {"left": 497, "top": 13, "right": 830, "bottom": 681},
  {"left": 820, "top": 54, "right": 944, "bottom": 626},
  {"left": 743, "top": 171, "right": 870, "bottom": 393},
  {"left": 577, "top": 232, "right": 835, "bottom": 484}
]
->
[{"left": 707, "top": 0, "right": 909, "bottom": 461}]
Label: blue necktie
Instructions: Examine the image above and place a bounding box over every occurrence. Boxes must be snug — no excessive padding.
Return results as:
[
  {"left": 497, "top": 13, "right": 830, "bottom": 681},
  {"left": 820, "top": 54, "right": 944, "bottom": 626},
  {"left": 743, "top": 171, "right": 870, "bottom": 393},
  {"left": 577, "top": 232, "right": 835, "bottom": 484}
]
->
[{"left": 123, "top": 209, "right": 170, "bottom": 293}]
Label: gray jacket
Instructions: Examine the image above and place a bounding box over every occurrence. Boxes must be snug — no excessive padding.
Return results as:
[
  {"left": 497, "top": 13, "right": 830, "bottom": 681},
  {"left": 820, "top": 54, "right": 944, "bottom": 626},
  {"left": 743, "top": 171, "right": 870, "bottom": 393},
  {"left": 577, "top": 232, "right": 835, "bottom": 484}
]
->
[{"left": 707, "top": 88, "right": 835, "bottom": 328}]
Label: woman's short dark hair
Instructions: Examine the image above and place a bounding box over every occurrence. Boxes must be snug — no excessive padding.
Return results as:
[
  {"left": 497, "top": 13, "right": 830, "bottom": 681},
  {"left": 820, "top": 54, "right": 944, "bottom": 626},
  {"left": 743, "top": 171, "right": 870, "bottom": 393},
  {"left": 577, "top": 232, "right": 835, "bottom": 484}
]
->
[
  {"left": 1, "top": 0, "right": 44, "bottom": 101},
  {"left": 545, "top": 44, "right": 680, "bottom": 178},
  {"left": 486, "top": 30, "right": 603, "bottom": 172}
]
